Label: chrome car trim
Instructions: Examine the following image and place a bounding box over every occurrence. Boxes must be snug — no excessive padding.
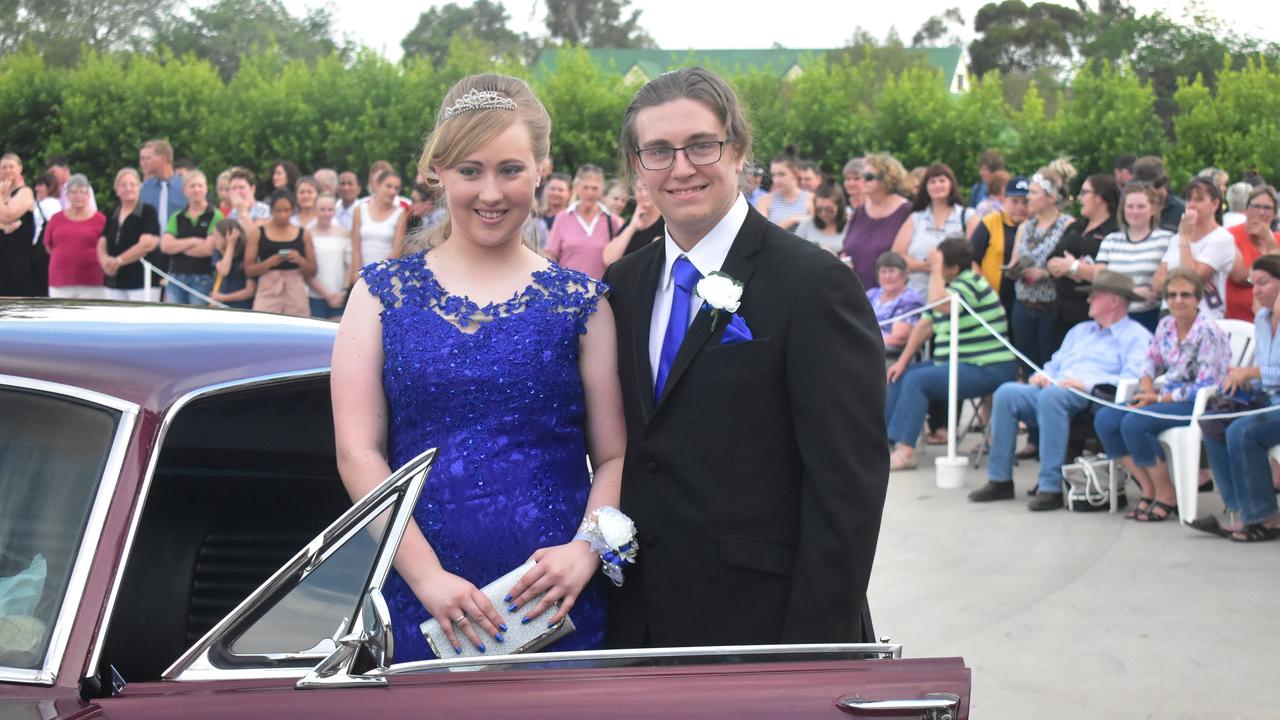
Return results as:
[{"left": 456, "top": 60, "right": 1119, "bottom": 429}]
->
[
  {"left": 0, "top": 374, "right": 139, "bottom": 687},
  {"left": 86, "top": 368, "right": 332, "bottom": 679},
  {"left": 381, "top": 643, "right": 905, "bottom": 675},
  {"left": 164, "top": 449, "right": 435, "bottom": 682}
]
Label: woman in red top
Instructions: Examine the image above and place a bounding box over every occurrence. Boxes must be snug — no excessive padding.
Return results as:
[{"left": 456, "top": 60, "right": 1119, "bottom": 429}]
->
[
  {"left": 44, "top": 174, "right": 107, "bottom": 298},
  {"left": 1225, "top": 185, "right": 1280, "bottom": 321}
]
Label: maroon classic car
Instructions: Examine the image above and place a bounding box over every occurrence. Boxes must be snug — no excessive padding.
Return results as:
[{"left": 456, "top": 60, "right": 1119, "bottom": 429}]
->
[{"left": 0, "top": 300, "right": 971, "bottom": 719}]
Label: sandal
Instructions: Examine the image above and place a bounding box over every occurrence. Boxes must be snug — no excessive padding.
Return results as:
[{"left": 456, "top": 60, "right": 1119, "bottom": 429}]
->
[
  {"left": 1230, "top": 524, "right": 1280, "bottom": 543},
  {"left": 1125, "top": 496, "right": 1154, "bottom": 520},
  {"left": 925, "top": 430, "right": 948, "bottom": 446},
  {"left": 1136, "top": 499, "right": 1178, "bottom": 522},
  {"left": 1185, "top": 516, "right": 1233, "bottom": 538},
  {"left": 1014, "top": 445, "right": 1039, "bottom": 461}
]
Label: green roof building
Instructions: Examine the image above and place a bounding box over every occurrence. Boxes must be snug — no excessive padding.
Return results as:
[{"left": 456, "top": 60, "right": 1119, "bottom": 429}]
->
[{"left": 536, "top": 46, "right": 971, "bottom": 94}]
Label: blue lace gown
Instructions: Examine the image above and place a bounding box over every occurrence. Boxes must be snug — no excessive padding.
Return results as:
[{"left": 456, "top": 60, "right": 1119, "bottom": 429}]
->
[{"left": 361, "top": 251, "right": 608, "bottom": 661}]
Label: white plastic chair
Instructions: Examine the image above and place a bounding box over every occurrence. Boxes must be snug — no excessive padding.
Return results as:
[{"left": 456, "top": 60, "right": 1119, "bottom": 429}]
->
[{"left": 1116, "top": 318, "right": 1256, "bottom": 522}]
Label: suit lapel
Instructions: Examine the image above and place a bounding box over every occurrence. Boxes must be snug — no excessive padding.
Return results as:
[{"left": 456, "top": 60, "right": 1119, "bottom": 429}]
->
[
  {"left": 633, "top": 245, "right": 664, "bottom": 421},
  {"left": 653, "top": 206, "right": 766, "bottom": 411}
]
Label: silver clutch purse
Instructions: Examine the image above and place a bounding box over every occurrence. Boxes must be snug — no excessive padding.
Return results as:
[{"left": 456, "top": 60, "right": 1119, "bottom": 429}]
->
[{"left": 419, "top": 560, "right": 574, "bottom": 658}]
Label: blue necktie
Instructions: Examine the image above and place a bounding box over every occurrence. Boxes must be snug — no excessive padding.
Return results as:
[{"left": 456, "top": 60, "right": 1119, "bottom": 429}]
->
[{"left": 655, "top": 256, "right": 702, "bottom": 403}]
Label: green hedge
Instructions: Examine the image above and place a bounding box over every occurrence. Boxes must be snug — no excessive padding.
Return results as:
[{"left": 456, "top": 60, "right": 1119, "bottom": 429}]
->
[{"left": 3, "top": 45, "right": 1278, "bottom": 201}]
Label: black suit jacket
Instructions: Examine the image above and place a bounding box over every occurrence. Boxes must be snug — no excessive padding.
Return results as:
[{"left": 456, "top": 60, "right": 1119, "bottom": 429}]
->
[{"left": 603, "top": 205, "right": 889, "bottom": 648}]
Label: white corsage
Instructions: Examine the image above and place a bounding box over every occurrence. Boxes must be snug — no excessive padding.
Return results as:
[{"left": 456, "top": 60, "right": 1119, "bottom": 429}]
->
[
  {"left": 697, "top": 271, "right": 754, "bottom": 343},
  {"left": 574, "top": 506, "right": 638, "bottom": 587},
  {"left": 696, "top": 271, "right": 743, "bottom": 312}
]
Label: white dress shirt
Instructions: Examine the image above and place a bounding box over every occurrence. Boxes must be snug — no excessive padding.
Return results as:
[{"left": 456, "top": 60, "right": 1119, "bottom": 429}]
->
[{"left": 648, "top": 193, "right": 749, "bottom": 382}]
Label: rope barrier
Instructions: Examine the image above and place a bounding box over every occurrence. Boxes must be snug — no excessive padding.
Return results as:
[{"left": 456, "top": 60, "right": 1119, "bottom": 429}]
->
[
  {"left": 141, "top": 259, "right": 229, "bottom": 309},
  {"left": 945, "top": 291, "right": 1280, "bottom": 422},
  {"left": 876, "top": 296, "right": 949, "bottom": 328}
]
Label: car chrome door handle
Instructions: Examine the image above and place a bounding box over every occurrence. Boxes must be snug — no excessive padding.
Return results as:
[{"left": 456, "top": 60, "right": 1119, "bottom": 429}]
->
[{"left": 836, "top": 692, "right": 960, "bottom": 719}]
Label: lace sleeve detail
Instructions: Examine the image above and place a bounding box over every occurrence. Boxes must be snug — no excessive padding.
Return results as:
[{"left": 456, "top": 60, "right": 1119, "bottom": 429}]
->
[
  {"left": 542, "top": 265, "right": 610, "bottom": 335},
  {"left": 360, "top": 254, "right": 429, "bottom": 310}
]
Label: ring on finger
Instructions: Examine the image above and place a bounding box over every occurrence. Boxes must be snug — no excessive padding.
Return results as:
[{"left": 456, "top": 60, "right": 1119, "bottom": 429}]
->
[{"left": 451, "top": 614, "right": 467, "bottom": 626}]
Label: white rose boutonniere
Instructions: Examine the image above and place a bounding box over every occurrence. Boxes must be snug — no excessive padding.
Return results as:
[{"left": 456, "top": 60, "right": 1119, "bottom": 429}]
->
[{"left": 695, "top": 271, "right": 744, "bottom": 327}]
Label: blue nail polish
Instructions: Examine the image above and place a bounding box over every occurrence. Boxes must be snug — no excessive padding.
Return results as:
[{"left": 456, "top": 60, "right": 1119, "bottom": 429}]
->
[
  {"left": 499, "top": 623, "right": 509, "bottom": 632},
  {"left": 495, "top": 633, "right": 505, "bottom": 643},
  {"left": 507, "top": 603, "right": 518, "bottom": 612},
  {"left": 478, "top": 644, "right": 486, "bottom": 653},
  {"left": 547, "top": 622, "right": 556, "bottom": 629},
  {"left": 503, "top": 594, "right": 512, "bottom": 602},
  {"left": 453, "top": 645, "right": 461, "bottom": 654},
  {"left": 521, "top": 616, "right": 531, "bottom": 625}
]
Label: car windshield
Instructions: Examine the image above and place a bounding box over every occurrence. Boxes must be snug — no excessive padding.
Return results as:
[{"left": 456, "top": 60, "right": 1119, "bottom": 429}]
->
[{"left": 0, "top": 387, "right": 119, "bottom": 671}]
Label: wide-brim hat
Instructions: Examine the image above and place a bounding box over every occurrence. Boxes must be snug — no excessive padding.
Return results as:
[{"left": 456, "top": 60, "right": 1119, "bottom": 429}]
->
[{"left": 1075, "top": 268, "right": 1141, "bottom": 302}]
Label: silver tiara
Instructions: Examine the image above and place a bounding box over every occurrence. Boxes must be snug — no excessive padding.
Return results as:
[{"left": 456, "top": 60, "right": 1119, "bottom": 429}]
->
[{"left": 443, "top": 88, "right": 518, "bottom": 119}]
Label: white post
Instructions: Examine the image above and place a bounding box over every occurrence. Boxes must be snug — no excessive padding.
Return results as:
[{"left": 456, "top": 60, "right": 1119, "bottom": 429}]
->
[
  {"left": 935, "top": 291, "right": 968, "bottom": 489},
  {"left": 947, "top": 292, "right": 959, "bottom": 460},
  {"left": 143, "top": 261, "right": 152, "bottom": 300}
]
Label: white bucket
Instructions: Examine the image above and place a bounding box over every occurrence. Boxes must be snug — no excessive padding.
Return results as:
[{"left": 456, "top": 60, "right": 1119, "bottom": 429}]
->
[{"left": 935, "top": 456, "right": 968, "bottom": 490}]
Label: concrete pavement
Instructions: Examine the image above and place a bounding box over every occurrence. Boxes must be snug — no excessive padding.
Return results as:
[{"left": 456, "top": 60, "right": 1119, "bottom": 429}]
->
[{"left": 867, "top": 442, "right": 1280, "bottom": 719}]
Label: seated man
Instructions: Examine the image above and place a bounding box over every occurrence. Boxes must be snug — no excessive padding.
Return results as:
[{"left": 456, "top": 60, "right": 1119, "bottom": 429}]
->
[
  {"left": 969, "top": 269, "right": 1152, "bottom": 510},
  {"left": 884, "top": 240, "right": 1019, "bottom": 471}
]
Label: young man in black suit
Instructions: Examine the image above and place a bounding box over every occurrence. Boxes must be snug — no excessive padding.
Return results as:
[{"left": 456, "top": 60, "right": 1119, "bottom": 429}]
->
[{"left": 603, "top": 67, "right": 889, "bottom": 648}]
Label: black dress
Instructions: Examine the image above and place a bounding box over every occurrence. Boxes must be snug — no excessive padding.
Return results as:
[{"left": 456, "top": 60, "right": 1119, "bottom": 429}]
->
[
  {"left": 0, "top": 189, "right": 42, "bottom": 297},
  {"left": 1049, "top": 216, "right": 1118, "bottom": 337}
]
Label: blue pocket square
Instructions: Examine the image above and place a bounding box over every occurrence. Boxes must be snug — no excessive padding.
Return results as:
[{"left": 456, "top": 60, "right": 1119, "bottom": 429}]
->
[{"left": 720, "top": 313, "right": 754, "bottom": 345}]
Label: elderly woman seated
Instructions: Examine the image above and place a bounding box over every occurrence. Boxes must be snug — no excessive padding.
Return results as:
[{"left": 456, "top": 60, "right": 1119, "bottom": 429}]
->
[
  {"left": 866, "top": 251, "right": 925, "bottom": 359},
  {"left": 884, "top": 239, "right": 1019, "bottom": 470},
  {"left": 1189, "top": 255, "right": 1280, "bottom": 542},
  {"left": 1093, "top": 267, "right": 1230, "bottom": 522}
]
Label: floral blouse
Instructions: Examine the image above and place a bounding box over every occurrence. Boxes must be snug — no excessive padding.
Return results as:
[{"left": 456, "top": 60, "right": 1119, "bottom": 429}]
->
[{"left": 1141, "top": 313, "right": 1230, "bottom": 401}]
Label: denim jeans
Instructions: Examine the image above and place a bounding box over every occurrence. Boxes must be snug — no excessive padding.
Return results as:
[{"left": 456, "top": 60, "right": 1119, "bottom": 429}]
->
[
  {"left": 1011, "top": 301, "right": 1059, "bottom": 373},
  {"left": 164, "top": 273, "right": 215, "bottom": 306},
  {"left": 1093, "top": 401, "right": 1194, "bottom": 467},
  {"left": 1202, "top": 412, "right": 1280, "bottom": 524},
  {"left": 886, "top": 360, "right": 1019, "bottom": 446},
  {"left": 988, "top": 382, "right": 1093, "bottom": 492}
]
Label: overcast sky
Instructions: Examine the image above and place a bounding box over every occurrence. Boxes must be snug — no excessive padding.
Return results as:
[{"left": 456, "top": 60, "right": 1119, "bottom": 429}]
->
[{"left": 286, "top": 0, "right": 1280, "bottom": 61}]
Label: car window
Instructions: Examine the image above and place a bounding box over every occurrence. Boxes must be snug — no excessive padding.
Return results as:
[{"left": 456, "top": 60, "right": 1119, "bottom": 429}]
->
[
  {"left": 164, "top": 450, "right": 434, "bottom": 681},
  {"left": 0, "top": 388, "right": 119, "bottom": 671},
  {"left": 227, "top": 505, "right": 392, "bottom": 659}
]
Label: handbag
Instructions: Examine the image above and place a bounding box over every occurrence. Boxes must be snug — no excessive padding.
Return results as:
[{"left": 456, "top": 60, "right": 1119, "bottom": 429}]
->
[
  {"left": 1199, "top": 388, "right": 1268, "bottom": 440},
  {"left": 419, "top": 560, "right": 574, "bottom": 659}
]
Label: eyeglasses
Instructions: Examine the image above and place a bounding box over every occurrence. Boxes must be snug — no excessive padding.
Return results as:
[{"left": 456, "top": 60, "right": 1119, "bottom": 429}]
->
[
  {"left": 1165, "top": 291, "right": 1198, "bottom": 301},
  {"left": 862, "top": 172, "right": 882, "bottom": 182},
  {"left": 1078, "top": 188, "right": 1094, "bottom": 196},
  {"left": 634, "top": 139, "right": 731, "bottom": 171},
  {"left": 1247, "top": 203, "right": 1277, "bottom": 212}
]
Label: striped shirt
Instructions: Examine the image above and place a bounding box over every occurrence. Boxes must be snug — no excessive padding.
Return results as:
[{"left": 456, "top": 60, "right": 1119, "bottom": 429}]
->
[
  {"left": 1095, "top": 228, "right": 1173, "bottom": 313},
  {"left": 931, "top": 269, "right": 1015, "bottom": 366}
]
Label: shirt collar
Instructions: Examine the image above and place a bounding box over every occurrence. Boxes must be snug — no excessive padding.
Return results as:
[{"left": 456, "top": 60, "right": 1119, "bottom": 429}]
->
[{"left": 660, "top": 193, "right": 749, "bottom": 290}]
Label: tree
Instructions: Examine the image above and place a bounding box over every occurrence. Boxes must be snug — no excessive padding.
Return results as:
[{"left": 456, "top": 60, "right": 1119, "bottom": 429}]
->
[
  {"left": 0, "top": 0, "right": 179, "bottom": 67},
  {"left": 1074, "top": 2, "right": 1280, "bottom": 130},
  {"left": 401, "top": 1, "right": 524, "bottom": 69},
  {"left": 157, "top": 0, "right": 346, "bottom": 80},
  {"left": 542, "top": 0, "right": 654, "bottom": 48},
  {"left": 968, "top": 0, "right": 1081, "bottom": 76},
  {"left": 912, "top": 7, "right": 965, "bottom": 49}
]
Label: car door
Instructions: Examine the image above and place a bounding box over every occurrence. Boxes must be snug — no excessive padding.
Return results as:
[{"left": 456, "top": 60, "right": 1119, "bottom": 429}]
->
[{"left": 100, "top": 445, "right": 971, "bottom": 719}]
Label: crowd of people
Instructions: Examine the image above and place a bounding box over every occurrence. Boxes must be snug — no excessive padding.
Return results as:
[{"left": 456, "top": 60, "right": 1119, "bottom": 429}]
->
[
  {"left": 2, "top": 123, "right": 1278, "bottom": 541},
  {"left": 836, "top": 148, "right": 1279, "bottom": 541}
]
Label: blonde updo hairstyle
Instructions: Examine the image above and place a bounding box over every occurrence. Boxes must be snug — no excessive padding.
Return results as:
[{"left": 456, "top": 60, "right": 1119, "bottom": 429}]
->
[
  {"left": 411, "top": 73, "right": 550, "bottom": 252},
  {"left": 1032, "top": 157, "right": 1078, "bottom": 209}
]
